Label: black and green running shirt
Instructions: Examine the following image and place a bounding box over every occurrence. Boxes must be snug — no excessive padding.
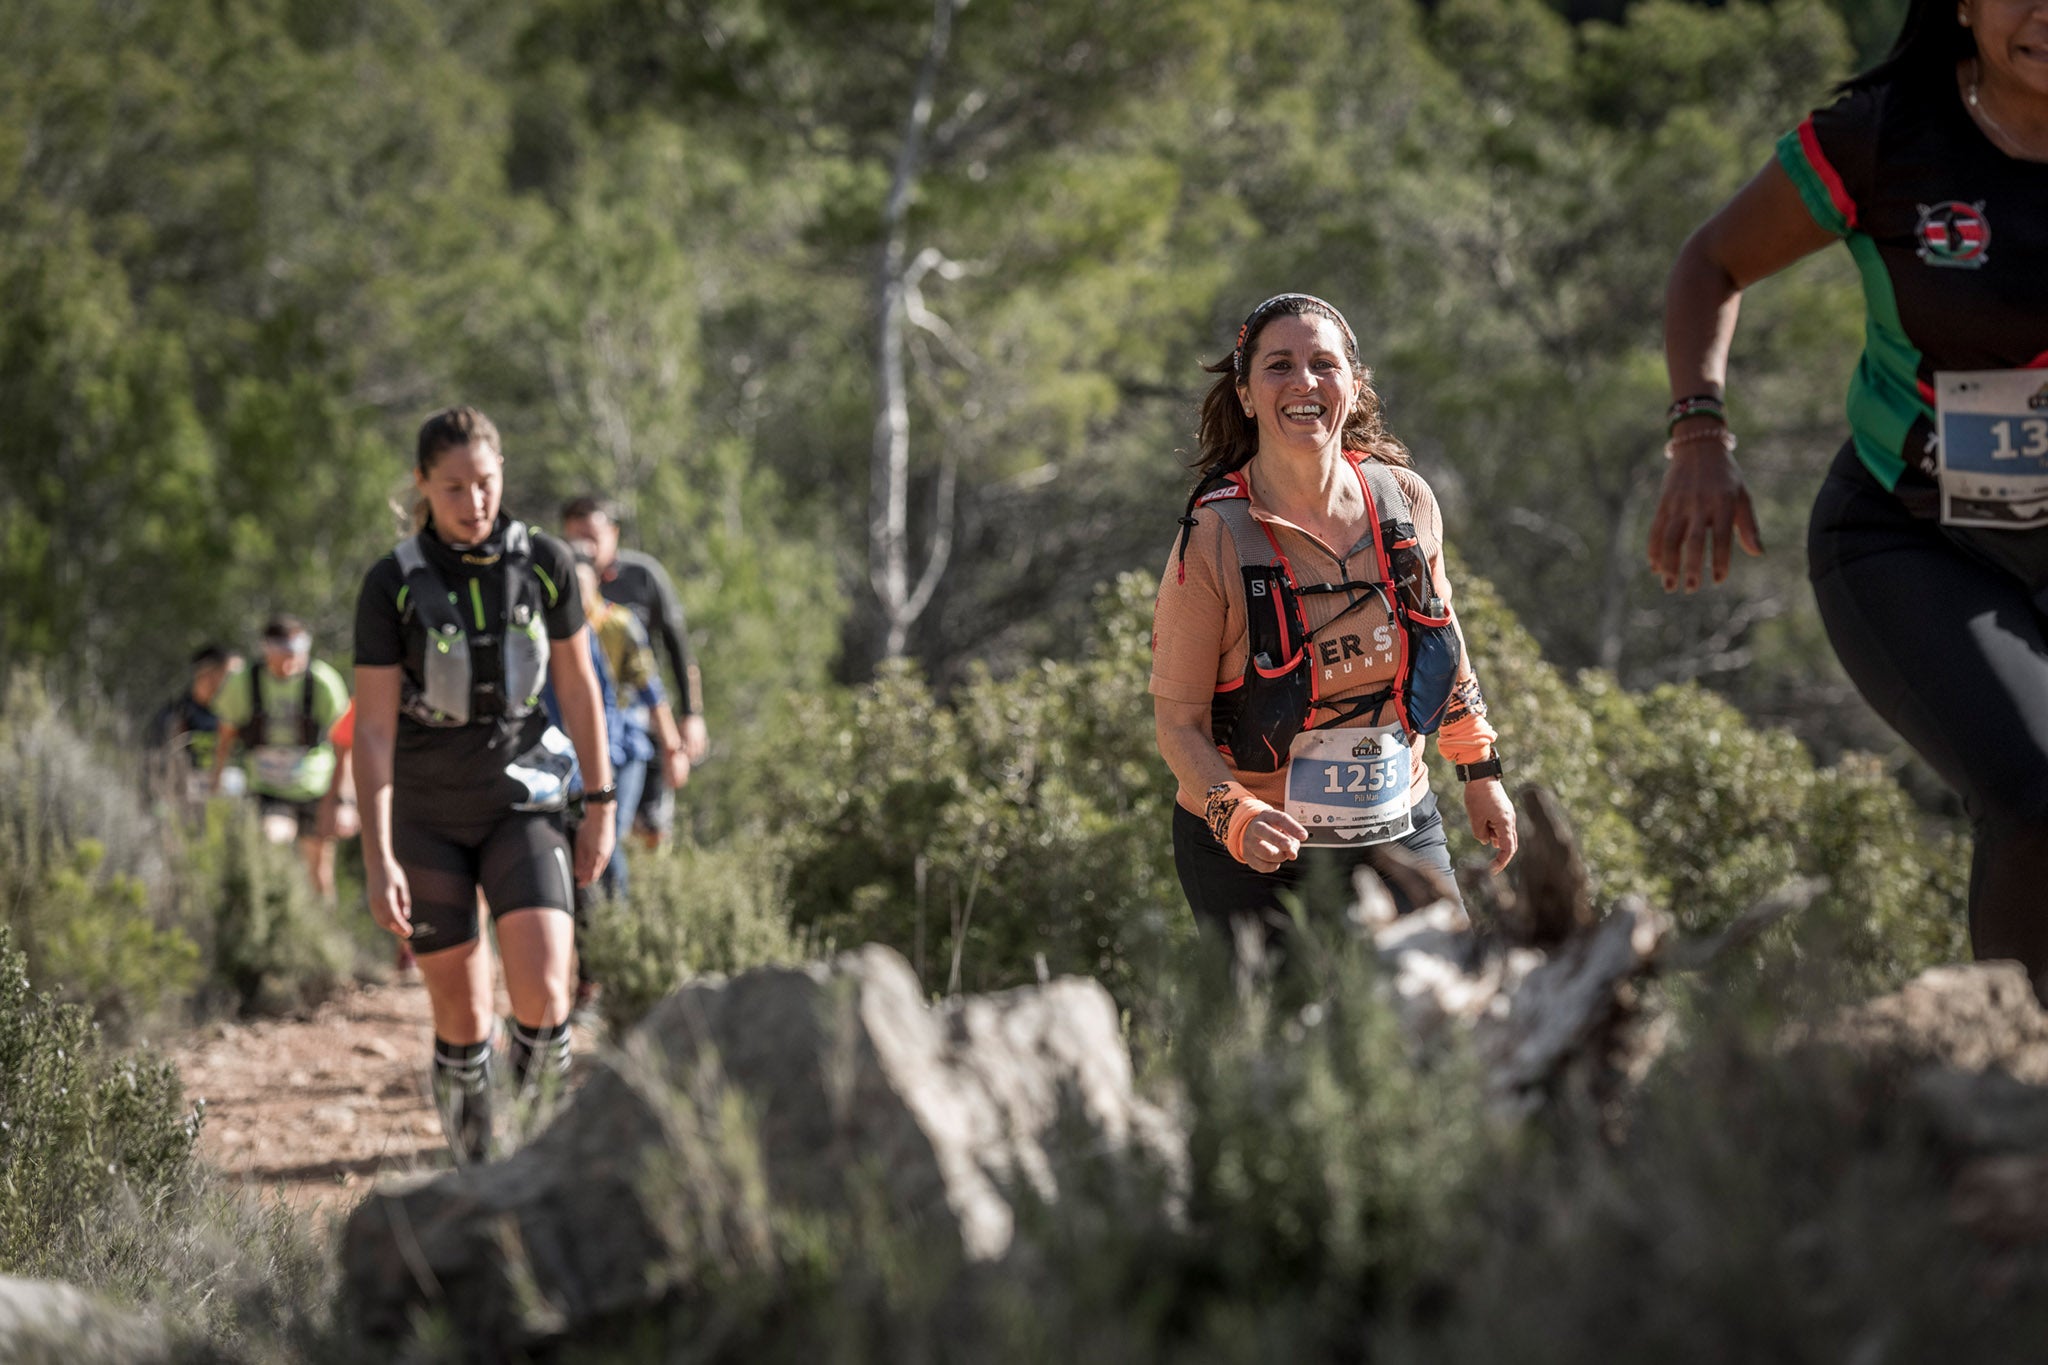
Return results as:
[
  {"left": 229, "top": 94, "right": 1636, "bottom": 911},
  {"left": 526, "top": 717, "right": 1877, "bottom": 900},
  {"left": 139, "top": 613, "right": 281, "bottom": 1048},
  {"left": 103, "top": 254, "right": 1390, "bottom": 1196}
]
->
[{"left": 1777, "top": 68, "right": 2048, "bottom": 494}]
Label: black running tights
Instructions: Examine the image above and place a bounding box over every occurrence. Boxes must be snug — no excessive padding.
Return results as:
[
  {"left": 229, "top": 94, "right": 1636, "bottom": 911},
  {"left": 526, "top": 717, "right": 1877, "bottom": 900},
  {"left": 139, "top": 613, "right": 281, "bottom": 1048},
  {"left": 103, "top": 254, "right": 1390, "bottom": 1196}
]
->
[{"left": 1809, "top": 444, "right": 2048, "bottom": 994}]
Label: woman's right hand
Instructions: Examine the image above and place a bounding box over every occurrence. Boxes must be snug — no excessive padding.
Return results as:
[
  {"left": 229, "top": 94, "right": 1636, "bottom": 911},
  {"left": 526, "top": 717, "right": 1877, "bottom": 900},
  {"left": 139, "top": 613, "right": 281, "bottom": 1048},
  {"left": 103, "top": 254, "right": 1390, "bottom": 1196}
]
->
[
  {"left": 1240, "top": 808, "right": 1308, "bottom": 873},
  {"left": 367, "top": 857, "right": 413, "bottom": 938},
  {"left": 1646, "top": 422, "right": 1764, "bottom": 592}
]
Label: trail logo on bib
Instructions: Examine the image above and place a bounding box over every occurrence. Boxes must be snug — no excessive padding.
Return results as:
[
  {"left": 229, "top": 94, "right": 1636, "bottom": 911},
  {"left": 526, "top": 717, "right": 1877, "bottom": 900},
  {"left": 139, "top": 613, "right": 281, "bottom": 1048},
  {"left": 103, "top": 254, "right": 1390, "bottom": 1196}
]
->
[{"left": 1915, "top": 201, "right": 1990, "bottom": 269}]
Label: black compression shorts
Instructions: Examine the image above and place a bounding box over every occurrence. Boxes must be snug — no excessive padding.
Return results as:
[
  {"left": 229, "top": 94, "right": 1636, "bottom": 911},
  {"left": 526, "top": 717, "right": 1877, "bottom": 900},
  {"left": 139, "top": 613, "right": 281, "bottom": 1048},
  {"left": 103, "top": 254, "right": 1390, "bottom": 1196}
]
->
[{"left": 393, "top": 810, "right": 575, "bottom": 953}]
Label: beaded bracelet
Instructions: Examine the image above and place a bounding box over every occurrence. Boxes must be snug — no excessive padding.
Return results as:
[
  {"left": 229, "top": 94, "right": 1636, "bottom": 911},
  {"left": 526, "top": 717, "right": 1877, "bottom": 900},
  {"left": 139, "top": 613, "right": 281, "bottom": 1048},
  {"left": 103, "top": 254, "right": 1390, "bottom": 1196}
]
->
[
  {"left": 1664, "top": 427, "right": 1738, "bottom": 460},
  {"left": 1666, "top": 394, "right": 1728, "bottom": 434}
]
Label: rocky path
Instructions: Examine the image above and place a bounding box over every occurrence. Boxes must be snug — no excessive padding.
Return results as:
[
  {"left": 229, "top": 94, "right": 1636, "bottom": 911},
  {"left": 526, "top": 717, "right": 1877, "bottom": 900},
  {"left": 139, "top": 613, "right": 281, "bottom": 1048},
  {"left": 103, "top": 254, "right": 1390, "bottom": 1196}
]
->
[{"left": 165, "top": 976, "right": 597, "bottom": 1214}]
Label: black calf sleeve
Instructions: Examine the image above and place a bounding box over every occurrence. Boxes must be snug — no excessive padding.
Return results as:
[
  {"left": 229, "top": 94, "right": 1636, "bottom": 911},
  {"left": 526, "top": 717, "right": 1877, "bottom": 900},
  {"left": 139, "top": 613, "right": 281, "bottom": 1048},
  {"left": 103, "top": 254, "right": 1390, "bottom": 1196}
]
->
[
  {"left": 508, "top": 1020, "right": 571, "bottom": 1088},
  {"left": 431, "top": 1036, "right": 495, "bottom": 1166}
]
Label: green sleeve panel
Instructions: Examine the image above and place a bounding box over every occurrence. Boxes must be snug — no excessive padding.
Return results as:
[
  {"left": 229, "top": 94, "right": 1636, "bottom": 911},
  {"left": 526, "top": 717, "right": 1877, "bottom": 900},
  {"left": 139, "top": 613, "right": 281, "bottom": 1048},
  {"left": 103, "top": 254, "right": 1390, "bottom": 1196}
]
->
[{"left": 1775, "top": 127, "right": 1850, "bottom": 238}]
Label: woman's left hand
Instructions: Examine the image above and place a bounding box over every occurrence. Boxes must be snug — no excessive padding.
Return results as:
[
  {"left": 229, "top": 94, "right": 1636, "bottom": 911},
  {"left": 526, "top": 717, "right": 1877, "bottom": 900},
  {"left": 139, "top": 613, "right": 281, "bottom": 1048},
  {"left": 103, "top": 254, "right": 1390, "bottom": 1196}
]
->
[
  {"left": 574, "top": 802, "right": 618, "bottom": 886},
  {"left": 1464, "top": 778, "right": 1518, "bottom": 874}
]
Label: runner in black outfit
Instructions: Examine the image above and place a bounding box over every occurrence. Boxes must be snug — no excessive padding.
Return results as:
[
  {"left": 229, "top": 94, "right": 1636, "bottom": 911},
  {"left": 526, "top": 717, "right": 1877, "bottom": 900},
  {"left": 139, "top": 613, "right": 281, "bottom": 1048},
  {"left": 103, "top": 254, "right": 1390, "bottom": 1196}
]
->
[
  {"left": 354, "top": 407, "right": 616, "bottom": 1163},
  {"left": 1653, "top": 0, "right": 2048, "bottom": 995}
]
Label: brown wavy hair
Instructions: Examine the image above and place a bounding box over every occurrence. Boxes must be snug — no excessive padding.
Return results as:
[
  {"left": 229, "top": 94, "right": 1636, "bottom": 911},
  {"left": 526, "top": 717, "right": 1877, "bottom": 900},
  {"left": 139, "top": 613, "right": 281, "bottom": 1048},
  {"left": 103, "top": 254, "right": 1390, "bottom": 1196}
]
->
[{"left": 1190, "top": 295, "right": 1409, "bottom": 485}]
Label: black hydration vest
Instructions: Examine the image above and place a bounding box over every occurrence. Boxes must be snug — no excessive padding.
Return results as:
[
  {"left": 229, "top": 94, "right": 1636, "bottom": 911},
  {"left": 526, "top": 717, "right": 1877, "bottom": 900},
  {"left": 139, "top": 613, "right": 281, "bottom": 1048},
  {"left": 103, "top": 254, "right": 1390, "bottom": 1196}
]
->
[
  {"left": 247, "top": 666, "right": 321, "bottom": 748},
  {"left": 1173, "top": 457, "right": 1462, "bottom": 774},
  {"left": 394, "top": 521, "right": 552, "bottom": 729}
]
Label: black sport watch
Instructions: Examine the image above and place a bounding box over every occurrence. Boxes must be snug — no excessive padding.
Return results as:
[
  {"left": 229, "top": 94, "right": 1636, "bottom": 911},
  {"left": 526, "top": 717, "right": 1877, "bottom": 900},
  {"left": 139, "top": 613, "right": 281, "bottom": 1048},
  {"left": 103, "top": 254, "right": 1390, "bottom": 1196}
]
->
[
  {"left": 583, "top": 783, "right": 620, "bottom": 805},
  {"left": 1454, "top": 756, "right": 1504, "bottom": 783}
]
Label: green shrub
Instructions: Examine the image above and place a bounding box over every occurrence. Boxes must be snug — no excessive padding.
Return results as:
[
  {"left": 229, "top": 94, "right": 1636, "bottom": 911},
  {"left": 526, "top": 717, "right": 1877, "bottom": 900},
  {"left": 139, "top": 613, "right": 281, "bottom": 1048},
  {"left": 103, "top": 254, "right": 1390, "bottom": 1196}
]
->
[
  {"left": 0, "top": 924, "right": 199, "bottom": 1277},
  {"left": 734, "top": 573, "right": 1186, "bottom": 1005},
  {"left": 0, "top": 673, "right": 202, "bottom": 1031},
  {"left": 577, "top": 836, "right": 804, "bottom": 1033},
  {"left": 180, "top": 802, "right": 354, "bottom": 1017},
  {"left": 1447, "top": 562, "right": 1969, "bottom": 988}
]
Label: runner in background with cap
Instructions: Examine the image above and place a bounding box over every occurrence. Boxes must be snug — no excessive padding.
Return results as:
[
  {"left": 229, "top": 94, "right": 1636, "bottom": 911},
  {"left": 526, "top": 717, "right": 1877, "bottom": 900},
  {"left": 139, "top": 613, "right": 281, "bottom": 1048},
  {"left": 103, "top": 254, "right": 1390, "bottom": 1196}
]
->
[{"left": 1652, "top": 0, "right": 2048, "bottom": 995}]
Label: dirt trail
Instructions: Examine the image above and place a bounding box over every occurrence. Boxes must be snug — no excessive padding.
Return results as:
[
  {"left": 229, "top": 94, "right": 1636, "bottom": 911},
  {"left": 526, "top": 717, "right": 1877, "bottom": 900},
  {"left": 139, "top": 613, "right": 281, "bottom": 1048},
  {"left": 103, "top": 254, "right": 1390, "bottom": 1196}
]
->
[{"left": 165, "top": 976, "right": 596, "bottom": 1214}]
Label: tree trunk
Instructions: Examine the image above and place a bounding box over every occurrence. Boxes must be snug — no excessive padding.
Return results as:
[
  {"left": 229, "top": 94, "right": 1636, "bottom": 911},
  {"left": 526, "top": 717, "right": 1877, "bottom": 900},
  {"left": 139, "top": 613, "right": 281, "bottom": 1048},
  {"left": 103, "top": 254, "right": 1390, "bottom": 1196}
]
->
[{"left": 868, "top": 0, "right": 964, "bottom": 663}]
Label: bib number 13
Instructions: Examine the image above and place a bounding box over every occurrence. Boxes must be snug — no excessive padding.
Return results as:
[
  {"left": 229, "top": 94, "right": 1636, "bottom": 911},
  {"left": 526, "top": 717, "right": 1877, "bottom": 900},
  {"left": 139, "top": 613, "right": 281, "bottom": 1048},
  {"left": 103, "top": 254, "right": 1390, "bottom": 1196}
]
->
[
  {"left": 1990, "top": 418, "right": 2048, "bottom": 460},
  {"left": 1321, "top": 760, "right": 1398, "bottom": 795}
]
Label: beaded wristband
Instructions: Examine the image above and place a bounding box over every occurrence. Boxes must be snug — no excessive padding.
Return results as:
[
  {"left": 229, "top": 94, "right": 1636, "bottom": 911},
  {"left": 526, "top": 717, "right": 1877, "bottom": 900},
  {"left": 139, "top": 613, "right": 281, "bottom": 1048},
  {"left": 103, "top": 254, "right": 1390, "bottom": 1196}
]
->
[
  {"left": 1666, "top": 396, "right": 1728, "bottom": 435},
  {"left": 1666, "top": 392, "right": 1725, "bottom": 420},
  {"left": 1664, "top": 427, "right": 1738, "bottom": 460}
]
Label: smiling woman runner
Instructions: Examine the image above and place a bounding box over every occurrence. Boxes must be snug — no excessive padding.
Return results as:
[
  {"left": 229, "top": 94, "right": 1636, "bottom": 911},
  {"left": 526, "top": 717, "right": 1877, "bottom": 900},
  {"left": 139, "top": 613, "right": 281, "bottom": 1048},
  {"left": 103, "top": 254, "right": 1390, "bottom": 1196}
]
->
[
  {"left": 351, "top": 406, "right": 616, "bottom": 1164},
  {"left": 1151, "top": 294, "right": 1518, "bottom": 950},
  {"left": 1652, "top": 0, "right": 2048, "bottom": 997}
]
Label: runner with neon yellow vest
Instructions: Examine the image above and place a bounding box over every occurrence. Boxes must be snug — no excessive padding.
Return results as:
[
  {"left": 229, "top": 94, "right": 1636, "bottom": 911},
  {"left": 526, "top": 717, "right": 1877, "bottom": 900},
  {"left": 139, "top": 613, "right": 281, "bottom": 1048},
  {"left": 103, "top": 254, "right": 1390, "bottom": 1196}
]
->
[
  {"left": 1653, "top": 0, "right": 2048, "bottom": 995},
  {"left": 211, "top": 615, "right": 350, "bottom": 896}
]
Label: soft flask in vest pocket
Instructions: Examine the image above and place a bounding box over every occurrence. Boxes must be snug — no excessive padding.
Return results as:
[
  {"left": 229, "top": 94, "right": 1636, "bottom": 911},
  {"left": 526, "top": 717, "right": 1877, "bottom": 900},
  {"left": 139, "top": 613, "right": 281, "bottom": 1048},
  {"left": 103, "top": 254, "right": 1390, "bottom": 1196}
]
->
[
  {"left": 1210, "top": 564, "right": 1315, "bottom": 772},
  {"left": 1384, "top": 528, "right": 1460, "bottom": 736}
]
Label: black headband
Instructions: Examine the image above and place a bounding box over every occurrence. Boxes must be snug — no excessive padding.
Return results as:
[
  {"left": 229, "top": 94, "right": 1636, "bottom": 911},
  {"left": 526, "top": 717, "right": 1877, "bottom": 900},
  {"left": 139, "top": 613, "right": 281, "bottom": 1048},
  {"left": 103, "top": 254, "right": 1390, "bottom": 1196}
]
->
[{"left": 1231, "top": 293, "right": 1358, "bottom": 377}]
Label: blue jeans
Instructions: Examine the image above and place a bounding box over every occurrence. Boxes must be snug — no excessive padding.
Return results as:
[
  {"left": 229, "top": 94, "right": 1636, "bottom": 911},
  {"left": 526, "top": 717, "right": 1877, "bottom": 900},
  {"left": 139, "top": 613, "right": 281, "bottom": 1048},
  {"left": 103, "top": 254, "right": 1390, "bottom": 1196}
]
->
[{"left": 601, "top": 758, "right": 649, "bottom": 900}]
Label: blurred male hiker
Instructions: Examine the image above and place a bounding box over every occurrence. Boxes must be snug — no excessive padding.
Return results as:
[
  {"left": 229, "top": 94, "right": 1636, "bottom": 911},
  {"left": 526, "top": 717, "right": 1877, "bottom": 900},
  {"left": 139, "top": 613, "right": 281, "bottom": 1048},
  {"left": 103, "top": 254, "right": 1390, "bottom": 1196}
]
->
[
  {"left": 561, "top": 497, "right": 705, "bottom": 847},
  {"left": 143, "top": 643, "right": 241, "bottom": 804},
  {"left": 211, "top": 614, "right": 352, "bottom": 897}
]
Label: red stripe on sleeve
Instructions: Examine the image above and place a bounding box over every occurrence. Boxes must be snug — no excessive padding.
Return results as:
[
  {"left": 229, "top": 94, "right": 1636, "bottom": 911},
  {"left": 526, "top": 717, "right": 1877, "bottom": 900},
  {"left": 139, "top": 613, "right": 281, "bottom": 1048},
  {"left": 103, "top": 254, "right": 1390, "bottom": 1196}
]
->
[{"left": 1798, "top": 118, "right": 1857, "bottom": 231}]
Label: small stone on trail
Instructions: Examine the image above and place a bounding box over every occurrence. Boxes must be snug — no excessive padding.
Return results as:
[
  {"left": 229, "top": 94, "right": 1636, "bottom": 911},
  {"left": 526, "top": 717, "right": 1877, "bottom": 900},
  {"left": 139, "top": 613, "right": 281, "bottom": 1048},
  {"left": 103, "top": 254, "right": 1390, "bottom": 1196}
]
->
[{"left": 355, "top": 1039, "right": 400, "bottom": 1061}]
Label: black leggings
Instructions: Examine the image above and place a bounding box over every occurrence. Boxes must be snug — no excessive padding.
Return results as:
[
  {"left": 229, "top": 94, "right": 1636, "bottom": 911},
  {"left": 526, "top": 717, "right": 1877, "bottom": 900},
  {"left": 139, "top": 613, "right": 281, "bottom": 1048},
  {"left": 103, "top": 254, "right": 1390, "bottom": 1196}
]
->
[
  {"left": 1173, "top": 787, "right": 1459, "bottom": 952},
  {"left": 1809, "top": 443, "right": 2048, "bottom": 990}
]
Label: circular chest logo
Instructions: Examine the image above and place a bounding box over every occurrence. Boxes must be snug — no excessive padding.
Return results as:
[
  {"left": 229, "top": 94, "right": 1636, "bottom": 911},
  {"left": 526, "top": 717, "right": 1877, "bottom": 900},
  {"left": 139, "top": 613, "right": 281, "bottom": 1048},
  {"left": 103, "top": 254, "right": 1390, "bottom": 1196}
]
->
[{"left": 1916, "top": 200, "right": 1991, "bottom": 268}]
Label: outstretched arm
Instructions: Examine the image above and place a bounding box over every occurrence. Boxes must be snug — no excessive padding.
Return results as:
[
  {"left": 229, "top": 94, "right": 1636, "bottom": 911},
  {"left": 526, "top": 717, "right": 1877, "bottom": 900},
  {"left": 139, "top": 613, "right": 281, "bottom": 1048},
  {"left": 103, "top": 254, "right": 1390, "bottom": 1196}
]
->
[{"left": 1651, "top": 157, "right": 1836, "bottom": 592}]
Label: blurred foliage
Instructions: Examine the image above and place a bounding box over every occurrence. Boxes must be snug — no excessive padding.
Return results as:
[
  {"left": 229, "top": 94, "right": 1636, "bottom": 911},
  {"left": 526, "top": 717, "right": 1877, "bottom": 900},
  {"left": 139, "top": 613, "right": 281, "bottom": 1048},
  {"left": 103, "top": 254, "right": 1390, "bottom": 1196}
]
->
[
  {"left": 180, "top": 802, "right": 357, "bottom": 1018},
  {"left": 1, "top": 674, "right": 200, "bottom": 1032},
  {"left": 577, "top": 837, "right": 804, "bottom": 1034},
  {"left": 0, "top": 672, "right": 364, "bottom": 1025},
  {"left": 717, "top": 573, "right": 1184, "bottom": 1005},
  {"left": 1447, "top": 561, "right": 1970, "bottom": 989},
  {"left": 0, "top": 924, "right": 199, "bottom": 1278},
  {"left": 0, "top": 0, "right": 1915, "bottom": 775}
]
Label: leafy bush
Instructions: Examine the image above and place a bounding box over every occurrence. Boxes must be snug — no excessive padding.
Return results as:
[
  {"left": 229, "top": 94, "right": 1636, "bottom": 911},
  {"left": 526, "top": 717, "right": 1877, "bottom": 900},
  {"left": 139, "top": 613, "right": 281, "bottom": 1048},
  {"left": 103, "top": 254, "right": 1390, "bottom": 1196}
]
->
[
  {"left": 178, "top": 802, "right": 355, "bottom": 1017},
  {"left": 0, "top": 924, "right": 199, "bottom": 1276},
  {"left": 2, "top": 669, "right": 365, "bottom": 1026},
  {"left": 727, "top": 573, "right": 1185, "bottom": 1005},
  {"left": 576, "top": 836, "right": 804, "bottom": 1033},
  {"left": 1446, "top": 562, "right": 1969, "bottom": 988},
  {"left": 0, "top": 674, "right": 201, "bottom": 1031}
]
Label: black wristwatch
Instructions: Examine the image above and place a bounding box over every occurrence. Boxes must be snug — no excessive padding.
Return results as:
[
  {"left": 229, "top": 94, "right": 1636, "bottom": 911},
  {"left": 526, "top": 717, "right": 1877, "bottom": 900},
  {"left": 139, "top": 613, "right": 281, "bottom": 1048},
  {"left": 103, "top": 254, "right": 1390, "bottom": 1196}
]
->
[
  {"left": 1455, "top": 756, "right": 1504, "bottom": 783},
  {"left": 583, "top": 783, "right": 619, "bottom": 805}
]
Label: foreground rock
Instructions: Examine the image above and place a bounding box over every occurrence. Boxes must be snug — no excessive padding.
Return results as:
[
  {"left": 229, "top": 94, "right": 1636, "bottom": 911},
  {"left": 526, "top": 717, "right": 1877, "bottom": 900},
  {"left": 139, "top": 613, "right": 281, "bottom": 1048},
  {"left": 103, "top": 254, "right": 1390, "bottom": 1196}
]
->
[
  {"left": 341, "top": 945, "right": 1180, "bottom": 1352},
  {"left": 0, "top": 1276, "right": 167, "bottom": 1365}
]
